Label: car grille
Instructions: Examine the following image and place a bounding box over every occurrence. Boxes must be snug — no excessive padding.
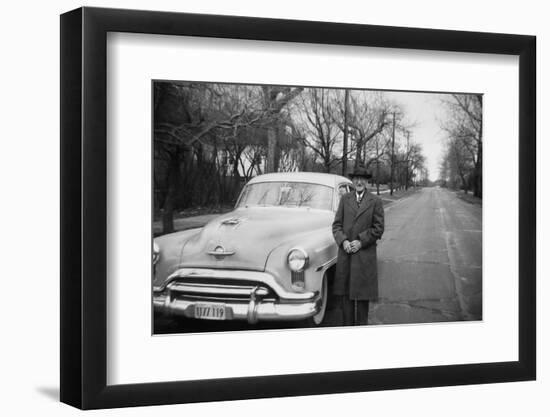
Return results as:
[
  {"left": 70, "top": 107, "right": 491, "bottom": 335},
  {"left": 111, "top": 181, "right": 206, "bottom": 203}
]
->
[{"left": 167, "top": 278, "right": 277, "bottom": 302}]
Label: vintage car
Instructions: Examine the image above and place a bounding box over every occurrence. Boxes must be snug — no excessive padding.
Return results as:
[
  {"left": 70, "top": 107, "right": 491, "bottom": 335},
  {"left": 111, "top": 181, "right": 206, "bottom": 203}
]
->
[{"left": 153, "top": 172, "right": 353, "bottom": 326}]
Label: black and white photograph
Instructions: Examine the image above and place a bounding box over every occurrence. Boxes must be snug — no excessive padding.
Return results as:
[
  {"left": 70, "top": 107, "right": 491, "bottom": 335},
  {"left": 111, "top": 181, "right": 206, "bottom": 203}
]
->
[
  {"left": 152, "top": 81, "right": 483, "bottom": 334},
  {"left": 0, "top": 0, "right": 544, "bottom": 413}
]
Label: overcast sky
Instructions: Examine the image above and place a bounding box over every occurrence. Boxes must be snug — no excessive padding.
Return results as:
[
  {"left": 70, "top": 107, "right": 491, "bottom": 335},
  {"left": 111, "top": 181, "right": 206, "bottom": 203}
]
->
[{"left": 384, "top": 91, "right": 449, "bottom": 181}]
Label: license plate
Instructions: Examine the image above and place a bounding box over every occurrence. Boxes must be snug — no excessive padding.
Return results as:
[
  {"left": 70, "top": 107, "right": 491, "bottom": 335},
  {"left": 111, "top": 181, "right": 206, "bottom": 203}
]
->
[{"left": 194, "top": 303, "right": 226, "bottom": 320}]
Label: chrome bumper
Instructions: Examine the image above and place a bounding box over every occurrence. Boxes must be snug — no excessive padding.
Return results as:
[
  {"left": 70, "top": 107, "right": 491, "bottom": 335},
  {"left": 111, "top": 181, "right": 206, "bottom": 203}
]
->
[
  {"left": 153, "top": 293, "right": 319, "bottom": 323},
  {"left": 153, "top": 268, "right": 320, "bottom": 324}
]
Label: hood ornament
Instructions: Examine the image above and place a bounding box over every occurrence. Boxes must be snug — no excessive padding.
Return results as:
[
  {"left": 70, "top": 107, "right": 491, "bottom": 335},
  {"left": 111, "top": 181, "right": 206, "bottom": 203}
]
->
[{"left": 207, "top": 245, "right": 235, "bottom": 259}]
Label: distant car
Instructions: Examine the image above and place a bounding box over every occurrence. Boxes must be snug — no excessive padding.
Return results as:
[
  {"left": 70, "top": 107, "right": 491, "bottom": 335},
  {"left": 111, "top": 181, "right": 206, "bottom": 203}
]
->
[{"left": 153, "top": 172, "right": 353, "bottom": 326}]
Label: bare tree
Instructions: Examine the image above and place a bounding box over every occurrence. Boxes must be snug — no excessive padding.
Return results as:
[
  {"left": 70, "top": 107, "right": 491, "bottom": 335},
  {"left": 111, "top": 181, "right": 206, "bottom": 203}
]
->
[
  {"left": 241, "top": 144, "right": 265, "bottom": 179},
  {"left": 154, "top": 82, "right": 426, "bottom": 236},
  {"left": 440, "top": 94, "right": 482, "bottom": 197},
  {"left": 345, "top": 91, "right": 391, "bottom": 169},
  {"left": 367, "top": 131, "right": 391, "bottom": 194},
  {"left": 261, "top": 86, "right": 303, "bottom": 173},
  {"left": 296, "top": 88, "right": 342, "bottom": 172},
  {"left": 441, "top": 137, "right": 473, "bottom": 192},
  {"left": 406, "top": 142, "right": 427, "bottom": 189},
  {"left": 154, "top": 82, "right": 277, "bottom": 233}
]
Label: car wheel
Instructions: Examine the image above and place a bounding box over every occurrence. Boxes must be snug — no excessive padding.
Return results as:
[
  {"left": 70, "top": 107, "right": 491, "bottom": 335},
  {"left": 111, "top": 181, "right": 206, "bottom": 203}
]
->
[{"left": 307, "top": 273, "right": 328, "bottom": 326}]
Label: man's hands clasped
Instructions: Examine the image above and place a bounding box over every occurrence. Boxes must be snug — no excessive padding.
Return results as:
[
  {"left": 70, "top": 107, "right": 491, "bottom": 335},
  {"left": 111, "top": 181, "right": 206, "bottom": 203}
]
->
[{"left": 343, "top": 239, "right": 362, "bottom": 254}]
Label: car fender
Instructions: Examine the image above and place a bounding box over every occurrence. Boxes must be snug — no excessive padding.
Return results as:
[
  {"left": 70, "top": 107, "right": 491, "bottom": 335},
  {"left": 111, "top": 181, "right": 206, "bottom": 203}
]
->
[
  {"left": 264, "top": 227, "right": 337, "bottom": 293},
  {"left": 153, "top": 228, "right": 202, "bottom": 288}
]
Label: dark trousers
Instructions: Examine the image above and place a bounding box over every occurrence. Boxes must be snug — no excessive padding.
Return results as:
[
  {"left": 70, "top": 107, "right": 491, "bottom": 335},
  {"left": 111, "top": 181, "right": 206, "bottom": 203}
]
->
[{"left": 338, "top": 296, "right": 370, "bottom": 326}]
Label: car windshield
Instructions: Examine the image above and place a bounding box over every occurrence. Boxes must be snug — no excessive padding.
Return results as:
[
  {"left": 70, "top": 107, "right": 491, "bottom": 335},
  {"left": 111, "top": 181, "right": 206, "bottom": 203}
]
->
[{"left": 236, "top": 181, "right": 334, "bottom": 211}]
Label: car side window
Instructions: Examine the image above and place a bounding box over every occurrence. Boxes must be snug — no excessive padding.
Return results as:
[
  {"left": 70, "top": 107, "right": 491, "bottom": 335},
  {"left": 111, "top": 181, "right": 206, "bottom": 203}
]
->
[{"left": 334, "top": 183, "right": 350, "bottom": 210}]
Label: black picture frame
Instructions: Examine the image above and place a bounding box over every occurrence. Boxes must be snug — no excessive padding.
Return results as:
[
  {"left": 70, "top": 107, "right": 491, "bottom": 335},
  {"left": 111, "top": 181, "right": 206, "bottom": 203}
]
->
[{"left": 60, "top": 6, "right": 536, "bottom": 410}]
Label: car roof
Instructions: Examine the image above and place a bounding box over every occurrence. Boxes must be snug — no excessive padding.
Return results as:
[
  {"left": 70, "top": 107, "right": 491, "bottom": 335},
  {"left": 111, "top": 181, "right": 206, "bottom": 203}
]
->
[{"left": 246, "top": 172, "right": 351, "bottom": 188}]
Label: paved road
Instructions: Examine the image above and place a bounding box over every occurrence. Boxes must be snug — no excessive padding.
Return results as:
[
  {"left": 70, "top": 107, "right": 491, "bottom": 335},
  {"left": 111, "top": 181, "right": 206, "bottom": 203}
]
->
[
  {"left": 373, "top": 186, "right": 482, "bottom": 324},
  {"left": 154, "top": 187, "right": 482, "bottom": 333}
]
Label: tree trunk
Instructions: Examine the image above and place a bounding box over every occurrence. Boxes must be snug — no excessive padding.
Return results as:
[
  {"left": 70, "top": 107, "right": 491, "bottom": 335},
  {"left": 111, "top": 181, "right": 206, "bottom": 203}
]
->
[
  {"left": 342, "top": 89, "right": 349, "bottom": 176},
  {"left": 232, "top": 151, "right": 242, "bottom": 199},
  {"left": 404, "top": 131, "right": 410, "bottom": 190},
  {"left": 390, "top": 112, "right": 396, "bottom": 196},
  {"left": 475, "top": 95, "right": 483, "bottom": 198},
  {"left": 375, "top": 159, "right": 380, "bottom": 195},
  {"left": 354, "top": 141, "right": 363, "bottom": 170},
  {"left": 473, "top": 142, "right": 482, "bottom": 198},
  {"left": 162, "top": 149, "right": 181, "bottom": 234},
  {"left": 266, "top": 125, "right": 279, "bottom": 173},
  {"left": 459, "top": 173, "right": 467, "bottom": 193},
  {"left": 324, "top": 156, "right": 331, "bottom": 173}
]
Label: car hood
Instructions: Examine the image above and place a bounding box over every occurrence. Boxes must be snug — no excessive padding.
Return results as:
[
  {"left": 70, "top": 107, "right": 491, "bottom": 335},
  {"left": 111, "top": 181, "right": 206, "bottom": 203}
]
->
[{"left": 177, "top": 207, "right": 333, "bottom": 271}]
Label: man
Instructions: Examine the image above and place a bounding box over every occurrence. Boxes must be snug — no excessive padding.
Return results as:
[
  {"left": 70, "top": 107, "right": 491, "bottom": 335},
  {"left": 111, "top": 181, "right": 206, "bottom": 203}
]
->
[{"left": 332, "top": 166, "right": 385, "bottom": 325}]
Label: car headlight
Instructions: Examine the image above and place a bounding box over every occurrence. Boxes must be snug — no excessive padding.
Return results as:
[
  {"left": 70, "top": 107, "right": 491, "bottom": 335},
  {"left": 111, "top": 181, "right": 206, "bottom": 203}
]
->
[
  {"left": 287, "top": 248, "right": 309, "bottom": 272},
  {"left": 153, "top": 241, "right": 160, "bottom": 266}
]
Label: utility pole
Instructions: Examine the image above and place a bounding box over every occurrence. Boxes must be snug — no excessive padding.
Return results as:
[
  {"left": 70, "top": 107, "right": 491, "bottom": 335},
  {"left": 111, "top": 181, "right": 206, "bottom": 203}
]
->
[
  {"left": 375, "top": 138, "right": 380, "bottom": 195},
  {"left": 342, "top": 89, "right": 349, "bottom": 176},
  {"left": 405, "top": 131, "right": 410, "bottom": 190},
  {"left": 390, "top": 111, "right": 396, "bottom": 196}
]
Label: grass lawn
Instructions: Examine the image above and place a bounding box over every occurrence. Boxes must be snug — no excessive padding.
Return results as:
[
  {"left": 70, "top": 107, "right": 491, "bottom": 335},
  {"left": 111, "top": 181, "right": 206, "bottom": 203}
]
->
[{"left": 454, "top": 190, "right": 482, "bottom": 206}]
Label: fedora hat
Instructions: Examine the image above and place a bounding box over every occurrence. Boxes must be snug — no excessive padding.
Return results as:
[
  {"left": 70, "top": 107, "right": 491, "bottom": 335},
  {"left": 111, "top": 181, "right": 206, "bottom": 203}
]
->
[{"left": 349, "top": 166, "right": 372, "bottom": 179}]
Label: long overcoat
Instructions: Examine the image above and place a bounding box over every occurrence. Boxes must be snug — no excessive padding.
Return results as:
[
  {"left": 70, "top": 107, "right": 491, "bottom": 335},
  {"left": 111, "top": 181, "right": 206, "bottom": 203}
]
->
[{"left": 332, "top": 191, "right": 385, "bottom": 300}]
